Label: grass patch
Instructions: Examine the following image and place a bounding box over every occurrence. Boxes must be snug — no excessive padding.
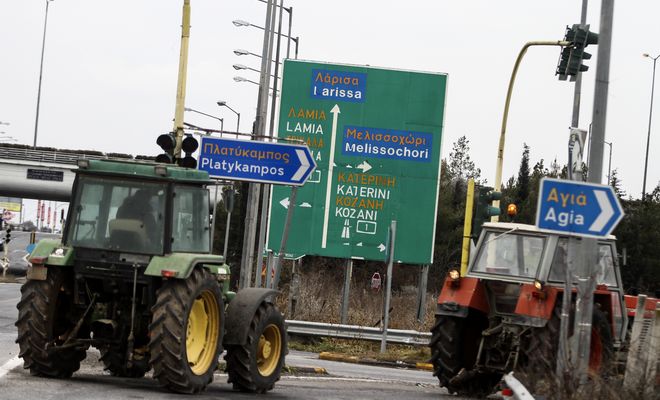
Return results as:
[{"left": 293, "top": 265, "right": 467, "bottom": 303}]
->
[{"left": 288, "top": 336, "right": 430, "bottom": 364}]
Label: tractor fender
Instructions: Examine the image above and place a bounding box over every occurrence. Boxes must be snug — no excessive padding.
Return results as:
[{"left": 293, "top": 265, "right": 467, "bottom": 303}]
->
[
  {"left": 223, "top": 288, "right": 278, "bottom": 346},
  {"left": 435, "top": 276, "right": 489, "bottom": 317},
  {"left": 144, "top": 253, "right": 226, "bottom": 279}
]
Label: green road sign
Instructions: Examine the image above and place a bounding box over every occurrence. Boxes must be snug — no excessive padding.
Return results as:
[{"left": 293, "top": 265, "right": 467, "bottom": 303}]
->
[{"left": 267, "top": 60, "right": 447, "bottom": 264}]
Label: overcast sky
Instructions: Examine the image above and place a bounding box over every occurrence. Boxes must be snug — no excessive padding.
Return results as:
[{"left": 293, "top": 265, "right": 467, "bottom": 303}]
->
[{"left": 2, "top": 1, "right": 660, "bottom": 223}]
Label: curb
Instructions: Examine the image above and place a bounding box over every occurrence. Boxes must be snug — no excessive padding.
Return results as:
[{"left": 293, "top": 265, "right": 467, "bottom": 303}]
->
[
  {"left": 319, "top": 352, "right": 433, "bottom": 371},
  {"left": 284, "top": 365, "right": 328, "bottom": 375}
]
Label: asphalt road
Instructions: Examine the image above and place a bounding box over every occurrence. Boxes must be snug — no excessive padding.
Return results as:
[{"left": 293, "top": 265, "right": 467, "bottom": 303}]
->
[{"left": 0, "top": 282, "right": 457, "bottom": 400}]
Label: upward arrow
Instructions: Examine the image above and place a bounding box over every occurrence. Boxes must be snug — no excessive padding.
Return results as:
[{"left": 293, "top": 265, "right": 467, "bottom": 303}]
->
[{"left": 321, "top": 104, "right": 340, "bottom": 249}]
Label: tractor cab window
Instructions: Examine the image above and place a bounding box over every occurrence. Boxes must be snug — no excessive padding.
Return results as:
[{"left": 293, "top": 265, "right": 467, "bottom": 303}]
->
[
  {"left": 472, "top": 231, "right": 545, "bottom": 279},
  {"left": 549, "top": 239, "right": 618, "bottom": 287},
  {"left": 171, "top": 185, "right": 210, "bottom": 253},
  {"left": 67, "top": 177, "right": 166, "bottom": 254}
]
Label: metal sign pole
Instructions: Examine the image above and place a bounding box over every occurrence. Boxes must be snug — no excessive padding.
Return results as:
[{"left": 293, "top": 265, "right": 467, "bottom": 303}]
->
[
  {"left": 273, "top": 186, "right": 297, "bottom": 290},
  {"left": 416, "top": 264, "right": 429, "bottom": 323},
  {"left": 572, "top": 0, "right": 614, "bottom": 386},
  {"left": 380, "top": 220, "right": 396, "bottom": 353},
  {"left": 340, "top": 259, "right": 353, "bottom": 325}
]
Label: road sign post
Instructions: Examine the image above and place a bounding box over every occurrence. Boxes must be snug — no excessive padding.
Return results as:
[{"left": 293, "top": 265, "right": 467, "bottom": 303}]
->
[{"left": 267, "top": 60, "right": 447, "bottom": 264}]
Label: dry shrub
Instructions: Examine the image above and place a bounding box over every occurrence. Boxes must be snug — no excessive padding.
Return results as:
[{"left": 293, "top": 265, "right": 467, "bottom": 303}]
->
[{"left": 274, "top": 259, "right": 438, "bottom": 332}]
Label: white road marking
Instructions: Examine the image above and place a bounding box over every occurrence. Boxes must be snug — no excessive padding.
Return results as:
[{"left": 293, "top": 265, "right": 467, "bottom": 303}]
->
[{"left": 0, "top": 356, "right": 21, "bottom": 379}]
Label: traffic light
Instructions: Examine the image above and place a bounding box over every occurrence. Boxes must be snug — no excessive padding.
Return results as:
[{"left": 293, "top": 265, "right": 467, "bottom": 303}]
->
[
  {"left": 179, "top": 134, "right": 199, "bottom": 169},
  {"left": 156, "top": 133, "right": 176, "bottom": 164},
  {"left": 5, "top": 226, "right": 11, "bottom": 244},
  {"left": 556, "top": 25, "right": 576, "bottom": 79},
  {"left": 472, "top": 185, "right": 502, "bottom": 240},
  {"left": 557, "top": 24, "right": 598, "bottom": 81},
  {"left": 568, "top": 24, "right": 598, "bottom": 76}
]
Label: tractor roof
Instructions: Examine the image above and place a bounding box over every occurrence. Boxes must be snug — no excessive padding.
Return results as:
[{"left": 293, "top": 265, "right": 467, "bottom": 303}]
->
[
  {"left": 482, "top": 222, "right": 616, "bottom": 240},
  {"left": 74, "top": 159, "right": 213, "bottom": 185}
]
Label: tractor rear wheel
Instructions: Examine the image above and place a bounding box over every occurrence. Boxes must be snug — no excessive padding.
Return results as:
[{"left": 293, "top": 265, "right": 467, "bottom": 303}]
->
[
  {"left": 149, "top": 268, "right": 223, "bottom": 394},
  {"left": 225, "top": 302, "right": 286, "bottom": 393},
  {"left": 15, "top": 267, "right": 87, "bottom": 378},
  {"left": 429, "top": 314, "right": 497, "bottom": 397}
]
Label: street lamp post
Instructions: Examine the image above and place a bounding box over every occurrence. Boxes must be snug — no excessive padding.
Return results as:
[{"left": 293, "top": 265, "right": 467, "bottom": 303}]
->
[
  {"left": 232, "top": 19, "right": 298, "bottom": 59},
  {"left": 256, "top": 0, "right": 294, "bottom": 59},
  {"left": 217, "top": 101, "right": 240, "bottom": 134},
  {"left": 233, "top": 64, "right": 276, "bottom": 79},
  {"left": 233, "top": 76, "right": 278, "bottom": 94},
  {"left": 642, "top": 53, "right": 659, "bottom": 200},
  {"left": 184, "top": 107, "right": 224, "bottom": 131},
  {"left": 33, "top": 0, "right": 54, "bottom": 148}
]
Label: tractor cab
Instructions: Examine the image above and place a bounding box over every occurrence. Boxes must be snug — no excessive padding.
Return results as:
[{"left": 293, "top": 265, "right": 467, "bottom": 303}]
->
[
  {"left": 64, "top": 160, "right": 212, "bottom": 257},
  {"left": 468, "top": 222, "right": 623, "bottom": 289}
]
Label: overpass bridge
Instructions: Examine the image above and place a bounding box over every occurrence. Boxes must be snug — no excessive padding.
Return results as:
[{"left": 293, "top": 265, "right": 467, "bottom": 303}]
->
[
  {"left": 0, "top": 144, "right": 139, "bottom": 202},
  {"left": 0, "top": 144, "right": 227, "bottom": 204}
]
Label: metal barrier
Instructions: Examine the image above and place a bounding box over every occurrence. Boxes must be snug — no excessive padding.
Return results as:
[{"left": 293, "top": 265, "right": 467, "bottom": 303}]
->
[
  {"left": 0, "top": 144, "right": 131, "bottom": 166},
  {"left": 285, "top": 320, "right": 430, "bottom": 346}
]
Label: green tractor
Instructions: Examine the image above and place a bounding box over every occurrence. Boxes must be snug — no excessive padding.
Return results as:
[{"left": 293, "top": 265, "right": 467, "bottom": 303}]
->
[{"left": 15, "top": 159, "right": 286, "bottom": 394}]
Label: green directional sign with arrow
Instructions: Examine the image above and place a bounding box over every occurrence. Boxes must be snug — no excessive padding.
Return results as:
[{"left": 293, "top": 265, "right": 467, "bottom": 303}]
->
[{"left": 266, "top": 60, "right": 447, "bottom": 264}]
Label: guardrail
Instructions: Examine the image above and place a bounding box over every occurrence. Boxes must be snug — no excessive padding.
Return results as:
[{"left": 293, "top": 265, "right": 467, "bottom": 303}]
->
[
  {"left": 285, "top": 320, "right": 431, "bottom": 346},
  {"left": 0, "top": 144, "right": 135, "bottom": 166}
]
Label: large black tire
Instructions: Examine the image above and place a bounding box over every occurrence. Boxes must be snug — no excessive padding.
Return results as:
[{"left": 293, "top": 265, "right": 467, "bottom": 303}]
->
[
  {"left": 429, "top": 313, "right": 497, "bottom": 397},
  {"left": 519, "top": 307, "right": 561, "bottom": 395},
  {"left": 15, "top": 267, "right": 87, "bottom": 378},
  {"left": 149, "top": 268, "right": 223, "bottom": 394},
  {"left": 225, "top": 302, "right": 286, "bottom": 393},
  {"left": 99, "top": 345, "right": 150, "bottom": 378}
]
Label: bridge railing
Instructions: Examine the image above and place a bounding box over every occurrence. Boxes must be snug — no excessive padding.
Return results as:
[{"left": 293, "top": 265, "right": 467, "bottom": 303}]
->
[{"left": 0, "top": 144, "right": 135, "bottom": 166}]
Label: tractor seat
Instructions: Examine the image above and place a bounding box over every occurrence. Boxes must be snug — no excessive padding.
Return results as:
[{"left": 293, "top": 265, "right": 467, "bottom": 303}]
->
[{"left": 108, "top": 218, "right": 148, "bottom": 249}]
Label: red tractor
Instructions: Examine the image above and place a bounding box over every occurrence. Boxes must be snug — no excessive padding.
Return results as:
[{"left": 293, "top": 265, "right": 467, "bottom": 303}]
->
[{"left": 429, "top": 222, "right": 631, "bottom": 396}]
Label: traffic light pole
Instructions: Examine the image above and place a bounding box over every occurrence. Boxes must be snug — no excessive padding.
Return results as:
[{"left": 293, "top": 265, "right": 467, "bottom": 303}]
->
[
  {"left": 557, "top": 0, "right": 589, "bottom": 390},
  {"left": 571, "top": 0, "right": 614, "bottom": 387},
  {"left": 172, "top": 0, "right": 191, "bottom": 159},
  {"left": 492, "top": 41, "right": 571, "bottom": 220}
]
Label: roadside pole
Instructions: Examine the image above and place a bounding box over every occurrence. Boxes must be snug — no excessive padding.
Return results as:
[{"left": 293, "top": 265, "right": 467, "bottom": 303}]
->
[
  {"left": 240, "top": 0, "right": 275, "bottom": 289},
  {"left": 380, "top": 220, "right": 396, "bottom": 353},
  {"left": 558, "top": 0, "right": 589, "bottom": 388},
  {"left": 571, "top": 0, "right": 614, "bottom": 386},
  {"left": 172, "top": 0, "right": 190, "bottom": 159},
  {"left": 340, "top": 259, "right": 353, "bottom": 325}
]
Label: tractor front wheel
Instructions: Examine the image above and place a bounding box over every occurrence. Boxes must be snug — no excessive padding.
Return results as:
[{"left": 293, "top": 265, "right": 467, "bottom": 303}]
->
[
  {"left": 429, "top": 313, "right": 497, "bottom": 397},
  {"left": 225, "top": 302, "right": 286, "bottom": 393},
  {"left": 149, "top": 268, "right": 223, "bottom": 394}
]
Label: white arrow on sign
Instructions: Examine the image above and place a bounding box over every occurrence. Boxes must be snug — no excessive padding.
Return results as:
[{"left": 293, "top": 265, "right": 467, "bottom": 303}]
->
[
  {"left": 321, "top": 104, "right": 341, "bottom": 249},
  {"left": 279, "top": 197, "right": 290, "bottom": 209},
  {"left": 378, "top": 243, "right": 386, "bottom": 252},
  {"left": 291, "top": 149, "right": 312, "bottom": 182},
  {"left": 589, "top": 190, "right": 614, "bottom": 232},
  {"left": 357, "top": 161, "right": 372, "bottom": 173}
]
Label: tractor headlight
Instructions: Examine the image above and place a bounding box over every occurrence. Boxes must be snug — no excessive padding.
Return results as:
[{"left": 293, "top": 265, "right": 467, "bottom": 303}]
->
[
  {"left": 50, "top": 247, "right": 66, "bottom": 257},
  {"left": 448, "top": 269, "right": 460, "bottom": 281},
  {"left": 534, "top": 279, "right": 544, "bottom": 291}
]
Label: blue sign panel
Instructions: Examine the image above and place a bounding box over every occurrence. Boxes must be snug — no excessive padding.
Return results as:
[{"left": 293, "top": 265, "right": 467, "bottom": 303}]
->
[
  {"left": 310, "top": 69, "right": 367, "bottom": 103},
  {"left": 536, "top": 178, "right": 624, "bottom": 238},
  {"left": 342, "top": 125, "right": 433, "bottom": 162},
  {"left": 198, "top": 137, "right": 316, "bottom": 186}
]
